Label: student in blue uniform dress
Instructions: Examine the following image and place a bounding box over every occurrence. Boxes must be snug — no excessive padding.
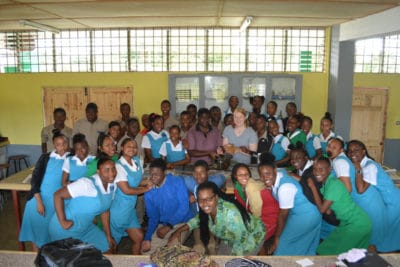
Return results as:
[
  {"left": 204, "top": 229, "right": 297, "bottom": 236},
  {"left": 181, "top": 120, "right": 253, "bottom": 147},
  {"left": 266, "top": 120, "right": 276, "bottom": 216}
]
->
[
  {"left": 318, "top": 112, "right": 340, "bottom": 157},
  {"left": 142, "top": 114, "right": 169, "bottom": 163},
  {"left": 19, "top": 133, "right": 69, "bottom": 251},
  {"left": 301, "top": 116, "right": 322, "bottom": 160},
  {"left": 258, "top": 161, "right": 321, "bottom": 256},
  {"left": 347, "top": 140, "right": 400, "bottom": 252},
  {"left": 62, "top": 133, "right": 94, "bottom": 185},
  {"left": 268, "top": 120, "right": 290, "bottom": 167},
  {"left": 327, "top": 138, "right": 388, "bottom": 252},
  {"left": 49, "top": 158, "right": 117, "bottom": 253},
  {"left": 159, "top": 125, "right": 190, "bottom": 169},
  {"left": 110, "top": 138, "right": 153, "bottom": 255}
]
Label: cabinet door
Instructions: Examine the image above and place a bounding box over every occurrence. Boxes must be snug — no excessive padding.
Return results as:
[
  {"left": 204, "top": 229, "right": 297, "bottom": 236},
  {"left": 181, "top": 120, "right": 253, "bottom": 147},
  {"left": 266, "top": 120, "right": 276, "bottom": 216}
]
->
[
  {"left": 42, "top": 87, "right": 86, "bottom": 128},
  {"left": 350, "top": 88, "right": 388, "bottom": 163},
  {"left": 88, "top": 87, "right": 134, "bottom": 123}
]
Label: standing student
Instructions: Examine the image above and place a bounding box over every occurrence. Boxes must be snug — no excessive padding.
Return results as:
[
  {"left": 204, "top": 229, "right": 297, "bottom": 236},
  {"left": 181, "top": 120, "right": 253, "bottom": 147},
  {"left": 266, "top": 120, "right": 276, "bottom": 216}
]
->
[
  {"left": 318, "top": 112, "right": 340, "bottom": 157},
  {"left": 49, "top": 158, "right": 117, "bottom": 253},
  {"left": 20, "top": 133, "right": 69, "bottom": 251},
  {"left": 62, "top": 133, "right": 94, "bottom": 185},
  {"left": 225, "top": 95, "right": 239, "bottom": 115},
  {"left": 258, "top": 161, "right": 321, "bottom": 255},
  {"left": 86, "top": 133, "right": 118, "bottom": 176},
  {"left": 110, "top": 138, "right": 153, "bottom": 254},
  {"left": 254, "top": 114, "right": 274, "bottom": 157},
  {"left": 249, "top": 95, "right": 265, "bottom": 115},
  {"left": 108, "top": 121, "right": 121, "bottom": 148},
  {"left": 301, "top": 116, "right": 322, "bottom": 160},
  {"left": 117, "top": 103, "right": 131, "bottom": 136},
  {"left": 168, "top": 181, "right": 266, "bottom": 256},
  {"left": 264, "top": 101, "right": 283, "bottom": 133},
  {"left": 159, "top": 125, "right": 190, "bottom": 169},
  {"left": 186, "top": 103, "right": 198, "bottom": 127},
  {"left": 268, "top": 120, "right": 290, "bottom": 166},
  {"left": 347, "top": 140, "right": 400, "bottom": 252},
  {"left": 73, "top": 102, "right": 108, "bottom": 155},
  {"left": 41, "top": 107, "right": 72, "bottom": 154},
  {"left": 210, "top": 106, "right": 224, "bottom": 133},
  {"left": 179, "top": 111, "right": 191, "bottom": 149},
  {"left": 140, "top": 114, "right": 150, "bottom": 136},
  {"left": 286, "top": 115, "right": 306, "bottom": 146},
  {"left": 308, "top": 157, "right": 372, "bottom": 255},
  {"left": 117, "top": 117, "right": 143, "bottom": 157},
  {"left": 141, "top": 114, "right": 169, "bottom": 163},
  {"left": 161, "top": 99, "right": 179, "bottom": 130},
  {"left": 327, "top": 138, "right": 387, "bottom": 252}
]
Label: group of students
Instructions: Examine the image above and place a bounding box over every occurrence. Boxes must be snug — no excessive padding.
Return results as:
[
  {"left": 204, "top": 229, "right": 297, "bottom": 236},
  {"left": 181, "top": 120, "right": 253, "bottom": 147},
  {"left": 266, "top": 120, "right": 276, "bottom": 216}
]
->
[{"left": 20, "top": 96, "right": 400, "bottom": 256}]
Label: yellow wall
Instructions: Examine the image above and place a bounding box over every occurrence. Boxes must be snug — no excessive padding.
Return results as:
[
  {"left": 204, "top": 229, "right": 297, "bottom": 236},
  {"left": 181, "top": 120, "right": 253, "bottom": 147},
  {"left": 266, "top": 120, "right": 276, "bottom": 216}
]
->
[
  {"left": 354, "top": 73, "right": 400, "bottom": 139},
  {"left": 0, "top": 71, "right": 329, "bottom": 145}
]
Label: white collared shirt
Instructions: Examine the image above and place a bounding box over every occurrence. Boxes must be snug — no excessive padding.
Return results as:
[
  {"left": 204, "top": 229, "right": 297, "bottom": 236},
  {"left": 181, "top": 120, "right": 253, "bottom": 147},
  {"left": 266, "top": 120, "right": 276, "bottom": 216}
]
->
[{"left": 273, "top": 171, "right": 297, "bottom": 209}]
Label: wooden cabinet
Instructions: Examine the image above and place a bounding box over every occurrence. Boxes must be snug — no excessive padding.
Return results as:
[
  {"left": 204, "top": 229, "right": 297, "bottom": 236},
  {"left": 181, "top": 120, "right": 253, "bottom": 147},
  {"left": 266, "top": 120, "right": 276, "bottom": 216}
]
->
[
  {"left": 43, "top": 87, "right": 134, "bottom": 128},
  {"left": 350, "top": 88, "right": 388, "bottom": 163}
]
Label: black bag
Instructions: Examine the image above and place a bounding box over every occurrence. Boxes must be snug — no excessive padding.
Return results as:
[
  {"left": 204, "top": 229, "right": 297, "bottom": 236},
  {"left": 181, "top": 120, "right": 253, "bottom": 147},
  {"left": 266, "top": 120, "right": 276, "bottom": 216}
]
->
[
  {"left": 225, "top": 258, "right": 272, "bottom": 267},
  {"left": 34, "top": 238, "right": 112, "bottom": 267}
]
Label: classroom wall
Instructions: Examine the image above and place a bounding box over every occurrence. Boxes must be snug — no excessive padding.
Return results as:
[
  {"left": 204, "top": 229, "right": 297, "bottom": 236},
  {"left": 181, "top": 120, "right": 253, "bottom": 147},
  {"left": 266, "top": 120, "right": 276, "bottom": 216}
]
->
[{"left": 0, "top": 72, "right": 329, "bottom": 146}]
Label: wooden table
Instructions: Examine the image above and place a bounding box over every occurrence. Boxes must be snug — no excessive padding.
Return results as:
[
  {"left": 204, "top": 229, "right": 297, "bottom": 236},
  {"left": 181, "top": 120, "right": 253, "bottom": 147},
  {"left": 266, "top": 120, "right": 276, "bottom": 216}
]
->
[{"left": 0, "top": 167, "right": 33, "bottom": 251}]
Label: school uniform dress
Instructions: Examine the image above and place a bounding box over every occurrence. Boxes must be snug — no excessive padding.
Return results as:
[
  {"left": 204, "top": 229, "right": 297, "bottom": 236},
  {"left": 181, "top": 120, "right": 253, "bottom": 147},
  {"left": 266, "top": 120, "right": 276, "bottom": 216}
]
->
[
  {"left": 318, "top": 131, "right": 337, "bottom": 157},
  {"left": 361, "top": 156, "right": 400, "bottom": 252},
  {"left": 317, "top": 175, "right": 372, "bottom": 255},
  {"left": 159, "top": 139, "right": 187, "bottom": 163},
  {"left": 141, "top": 130, "right": 169, "bottom": 159},
  {"left": 272, "top": 170, "right": 321, "bottom": 256},
  {"left": 187, "top": 198, "right": 266, "bottom": 256},
  {"left": 110, "top": 156, "right": 143, "bottom": 244},
  {"left": 287, "top": 129, "right": 306, "bottom": 146},
  {"left": 264, "top": 114, "right": 284, "bottom": 133},
  {"left": 270, "top": 134, "right": 290, "bottom": 161},
  {"left": 62, "top": 155, "right": 94, "bottom": 182},
  {"left": 19, "top": 151, "right": 69, "bottom": 247},
  {"left": 332, "top": 152, "right": 387, "bottom": 248},
  {"left": 222, "top": 126, "right": 258, "bottom": 165},
  {"left": 49, "top": 175, "right": 115, "bottom": 252},
  {"left": 86, "top": 154, "right": 119, "bottom": 177},
  {"left": 305, "top": 132, "right": 321, "bottom": 159}
]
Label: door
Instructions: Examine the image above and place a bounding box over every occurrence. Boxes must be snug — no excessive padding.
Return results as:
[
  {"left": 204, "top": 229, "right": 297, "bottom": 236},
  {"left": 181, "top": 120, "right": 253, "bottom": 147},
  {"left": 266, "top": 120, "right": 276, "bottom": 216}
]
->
[
  {"left": 42, "top": 87, "right": 86, "bottom": 128},
  {"left": 43, "top": 86, "right": 134, "bottom": 128},
  {"left": 350, "top": 88, "right": 388, "bottom": 163}
]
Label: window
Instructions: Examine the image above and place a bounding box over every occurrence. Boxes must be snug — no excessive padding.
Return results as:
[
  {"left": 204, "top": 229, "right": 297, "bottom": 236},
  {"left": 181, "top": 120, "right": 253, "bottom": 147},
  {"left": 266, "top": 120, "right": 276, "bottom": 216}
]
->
[
  {"left": 0, "top": 27, "right": 326, "bottom": 73},
  {"left": 355, "top": 33, "right": 400, "bottom": 74}
]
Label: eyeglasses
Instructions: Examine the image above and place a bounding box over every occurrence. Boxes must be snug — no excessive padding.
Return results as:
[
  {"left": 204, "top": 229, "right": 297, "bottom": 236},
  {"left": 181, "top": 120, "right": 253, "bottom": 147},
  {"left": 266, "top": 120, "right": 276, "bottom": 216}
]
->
[{"left": 197, "top": 194, "right": 216, "bottom": 204}]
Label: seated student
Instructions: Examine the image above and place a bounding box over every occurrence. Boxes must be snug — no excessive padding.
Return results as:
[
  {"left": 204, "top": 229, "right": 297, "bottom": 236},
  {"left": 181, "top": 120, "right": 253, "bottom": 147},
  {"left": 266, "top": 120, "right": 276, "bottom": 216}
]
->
[
  {"left": 268, "top": 120, "right": 290, "bottom": 167},
  {"left": 254, "top": 114, "right": 274, "bottom": 157},
  {"left": 301, "top": 116, "right": 322, "bottom": 160},
  {"left": 318, "top": 112, "right": 341, "bottom": 157},
  {"left": 62, "top": 133, "right": 94, "bottom": 185},
  {"left": 86, "top": 133, "right": 118, "bottom": 176},
  {"left": 168, "top": 181, "right": 266, "bottom": 256},
  {"left": 159, "top": 125, "right": 190, "bottom": 169},
  {"left": 19, "top": 133, "right": 69, "bottom": 251},
  {"left": 117, "top": 103, "right": 131, "bottom": 136},
  {"left": 232, "top": 163, "right": 279, "bottom": 254},
  {"left": 258, "top": 161, "right": 321, "bottom": 255},
  {"left": 264, "top": 101, "right": 283, "bottom": 133},
  {"left": 108, "top": 121, "right": 121, "bottom": 148},
  {"left": 117, "top": 117, "right": 143, "bottom": 156},
  {"left": 347, "top": 140, "right": 400, "bottom": 252},
  {"left": 286, "top": 114, "right": 306, "bottom": 146},
  {"left": 141, "top": 159, "right": 194, "bottom": 254},
  {"left": 41, "top": 107, "right": 73, "bottom": 154},
  {"left": 49, "top": 158, "right": 117, "bottom": 253},
  {"left": 141, "top": 114, "right": 169, "bottom": 163},
  {"left": 308, "top": 157, "right": 372, "bottom": 255},
  {"left": 182, "top": 160, "right": 226, "bottom": 254},
  {"left": 327, "top": 138, "right": 387, "bottom": 252},
  {"left": 110, "top": 138, "right": 153, "bottom": 255},
  {"left": 161, "top": 99, "right": 179, "bottom": 130}
]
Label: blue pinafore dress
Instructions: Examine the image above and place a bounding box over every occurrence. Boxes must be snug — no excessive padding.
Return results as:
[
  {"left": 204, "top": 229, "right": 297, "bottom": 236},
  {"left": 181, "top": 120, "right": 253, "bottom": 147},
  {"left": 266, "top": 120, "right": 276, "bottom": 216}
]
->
[
  {"left": 165, "top": 142, "right": 186, "bottom": 163},
  {"left": 19, "top": 152, "right": 68, "bottom": 247},
  {"left": 272, "top": 172, "right": 322, "bottom": 255},
  {"left": 305, "top": 134, "right": 317, "bottom": 159},
  {"left": 66, "top": 155, "right": 94, "bottom": 182},
  {"left": 110, "top": 156, "right": 143, "bottom": 243},
  {"left": 271, "top": 136, "right": 286, "bottom": 161},
  {"left": 49, "top": 176, "right": 114, "bottom": 252},
  {"left": 147, "top": 131, "right": 168, "bottom": 159}
]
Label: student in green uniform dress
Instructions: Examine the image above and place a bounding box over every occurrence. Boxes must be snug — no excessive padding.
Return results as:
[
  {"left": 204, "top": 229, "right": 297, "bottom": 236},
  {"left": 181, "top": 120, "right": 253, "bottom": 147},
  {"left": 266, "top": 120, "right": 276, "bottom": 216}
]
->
[
  {"left": 87, "top": 133, "right": 118, "bottom": 176},
  {"left": 308, "top": 157, "right": 372, "bottom": 255}
]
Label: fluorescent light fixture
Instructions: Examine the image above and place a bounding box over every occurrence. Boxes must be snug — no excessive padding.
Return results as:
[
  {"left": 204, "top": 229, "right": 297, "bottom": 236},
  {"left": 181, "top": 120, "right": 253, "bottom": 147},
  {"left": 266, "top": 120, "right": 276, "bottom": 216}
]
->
[
  {"left": 240, "top": 16, "right": 253, "bottom": 32},
  {"left": 19, "top": 20, "right": 60, "bottom": 34}
]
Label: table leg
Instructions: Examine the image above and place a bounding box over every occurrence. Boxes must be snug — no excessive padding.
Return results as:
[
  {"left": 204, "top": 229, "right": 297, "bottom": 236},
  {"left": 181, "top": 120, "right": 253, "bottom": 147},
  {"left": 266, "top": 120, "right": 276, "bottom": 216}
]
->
[{"left": 11, "top": 190, "right": 25, "bottom": 251}]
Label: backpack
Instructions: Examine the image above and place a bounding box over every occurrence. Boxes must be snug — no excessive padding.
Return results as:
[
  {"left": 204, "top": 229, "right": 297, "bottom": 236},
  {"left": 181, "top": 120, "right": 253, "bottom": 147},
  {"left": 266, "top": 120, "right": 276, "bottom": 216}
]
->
[
  {"left": 34, "top": 238, "right": 112, "bottom": 267},
  {"left": 225, "top": 258, "right": 272, "bottom": 267},
  {"left": 150, "top": 244, "right": 218, "bottom": 267}
]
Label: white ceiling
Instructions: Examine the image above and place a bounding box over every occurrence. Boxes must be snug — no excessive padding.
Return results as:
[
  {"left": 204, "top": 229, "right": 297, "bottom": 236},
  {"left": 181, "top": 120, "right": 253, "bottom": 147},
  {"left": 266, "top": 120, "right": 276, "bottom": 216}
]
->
[{"left": 0, "top": 0, "right": 399, "bottom": 31}]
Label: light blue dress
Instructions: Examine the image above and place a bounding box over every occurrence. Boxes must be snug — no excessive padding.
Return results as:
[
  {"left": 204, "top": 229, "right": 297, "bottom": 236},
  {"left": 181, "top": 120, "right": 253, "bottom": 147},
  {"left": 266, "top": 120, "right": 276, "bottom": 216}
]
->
[
  {"left": 147, "top": 131, "right": 168, "bottom": 159},
  {"left": 271, "top": 135, "right": 287, "bottom": 161},
  {"left": 272, "top": 171, "right": 322, "bottom": 255},
  {"left": 362, "top": 157, "right": 400, "bottom": 252},
  {"left": 110, "top": 156, "right": 143, "bottom": 244},
  {"left": 19, "top": 151, "right": 68, "bottom": 247},
  {"left": 165, "top": 141, "right": 186, "bottom": 163},
  {"left": 49, "top": 175, "right": 115, "bottom": 252},
  {"left": 333, "top": 153, "right": 387, "bottom": 248},
  {"left": 63, "top": 155, "right": 94, "bottom": 182}
]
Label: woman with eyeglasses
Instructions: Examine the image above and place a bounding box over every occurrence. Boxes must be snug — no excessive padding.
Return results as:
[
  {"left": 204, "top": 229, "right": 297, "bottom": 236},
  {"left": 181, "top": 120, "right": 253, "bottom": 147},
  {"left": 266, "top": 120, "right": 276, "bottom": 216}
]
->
[{"left": 168, "top": 181, "right": 265, "bottom": 256}]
